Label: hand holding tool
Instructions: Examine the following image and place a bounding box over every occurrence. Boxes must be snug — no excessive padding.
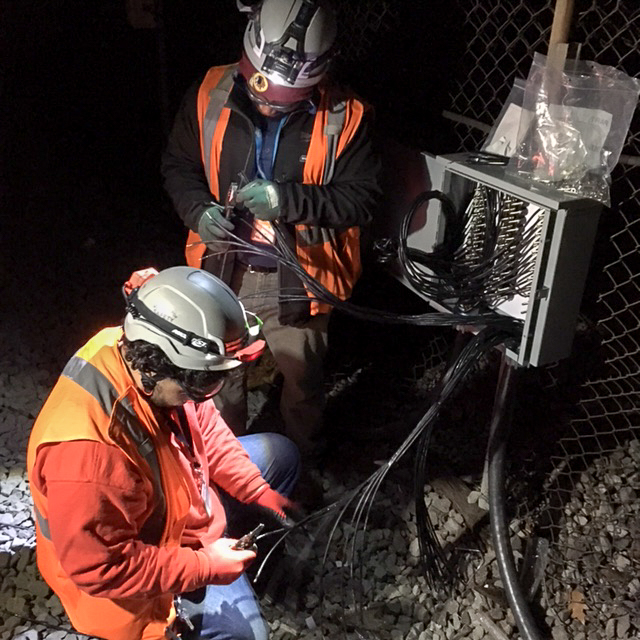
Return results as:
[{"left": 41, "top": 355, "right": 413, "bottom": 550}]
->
[
  {"left": 224, "top": 182, "right": 239, "bottom": 219},
  {"left": 232, "top": 523, "right": 265, "bottom": 551},
  {"left": 201, "top": 537, "right": 256, "bottom": 584},
  {"left": 236, "top": 180, "right": 281, "bottom": 221},
  {"left": 197, "top": 204, "right": 235, "bottom": 245}
]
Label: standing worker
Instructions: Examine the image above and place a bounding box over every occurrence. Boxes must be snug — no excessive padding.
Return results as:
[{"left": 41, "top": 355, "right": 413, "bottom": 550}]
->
[
  {"left": 27, "top": 266, "right": 299, "bottom": 640},
  {"left": 161, "top": 0, "right": 381, "bottom": 477}
]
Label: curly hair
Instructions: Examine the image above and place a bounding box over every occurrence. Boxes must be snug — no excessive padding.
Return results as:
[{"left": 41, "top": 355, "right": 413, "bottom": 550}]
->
[{"left": 121, "top": 335, "right": 227, "bottom": 398}]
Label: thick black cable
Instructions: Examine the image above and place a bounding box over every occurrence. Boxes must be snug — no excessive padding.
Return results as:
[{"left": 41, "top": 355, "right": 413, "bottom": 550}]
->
[
  {"left": 488, "top": 354, "right": 543, "bottom": 640},
  {"left": 271, "top": 222, "right": 519, "bottom": 330}
]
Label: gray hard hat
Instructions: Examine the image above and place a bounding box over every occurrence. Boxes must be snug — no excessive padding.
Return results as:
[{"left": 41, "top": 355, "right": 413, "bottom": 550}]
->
[
  {"left": 239, "top": 0, "right": 337, "bottom": 104},
  {"left": 123, "top": 266, "right": 263, "bottom": 371}
]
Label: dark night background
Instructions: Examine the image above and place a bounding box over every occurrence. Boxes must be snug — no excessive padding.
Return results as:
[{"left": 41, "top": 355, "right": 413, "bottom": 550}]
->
[
  {"left": 2, "top": 5, "right": 638, "bottom": 638},
  {"left": 0, "top": 0, "right": 465, "bottom": 384}
]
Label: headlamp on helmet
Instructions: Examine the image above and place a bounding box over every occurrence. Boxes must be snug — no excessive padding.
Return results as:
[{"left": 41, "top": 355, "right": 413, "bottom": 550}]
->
[{"left": 239, "top": 0, "right": 336, "bottom": 108}]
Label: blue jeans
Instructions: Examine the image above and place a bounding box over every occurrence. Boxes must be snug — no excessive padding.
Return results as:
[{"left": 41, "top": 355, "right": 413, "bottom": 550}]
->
[{"left": 178, "top": 433, "right": 299, "bottom": 640}]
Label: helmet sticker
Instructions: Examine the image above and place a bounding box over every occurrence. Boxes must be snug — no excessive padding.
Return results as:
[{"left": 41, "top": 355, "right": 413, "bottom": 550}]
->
[
  {"left": 249, "top": 71, "right": 269, "bottom": 93},
  {"left": 151, "top": 302, "right": 177, "bottom": 323},
  {"left": 190, "top": 337, "right": 209, "bottom": 349}
]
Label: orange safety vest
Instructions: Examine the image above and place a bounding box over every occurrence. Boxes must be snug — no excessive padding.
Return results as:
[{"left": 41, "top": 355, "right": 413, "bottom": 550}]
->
[
  {"left": 185, "top": 64, "right": 365, "bottom": 315},
  {"left": 26, "top": 328, "right": 192, "bottom": 640}
]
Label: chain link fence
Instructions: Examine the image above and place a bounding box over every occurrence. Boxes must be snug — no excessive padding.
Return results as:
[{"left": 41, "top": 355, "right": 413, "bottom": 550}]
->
[
  {"left": 336, "top": 0, "right": 640, "bottom": 634},
  {"left": 440, "top": 0, "right": 640, "bottom": 635}
]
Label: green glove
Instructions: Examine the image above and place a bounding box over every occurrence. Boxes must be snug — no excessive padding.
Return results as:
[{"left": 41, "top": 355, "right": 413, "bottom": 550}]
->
[
  {"left": 197, "top": 204, "right": 235, "bottom": 245},
  {"left": 236, "top": 180, "right": 280, "bottom": 221}
]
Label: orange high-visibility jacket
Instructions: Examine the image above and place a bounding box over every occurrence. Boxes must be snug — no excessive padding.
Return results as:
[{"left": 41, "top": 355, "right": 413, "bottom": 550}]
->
[
  {"left": 185, "top": 64, "right": 368, "bottom": 315},
  {"left": 26, "top": 328, "right": 266, "bottom": 640}
]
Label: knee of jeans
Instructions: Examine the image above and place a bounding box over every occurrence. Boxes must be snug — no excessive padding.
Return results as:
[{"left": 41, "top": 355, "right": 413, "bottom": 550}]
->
[
  {"left": 275, "top": 433, "right": 300, "bottom": 468},
  {"left": 265, "top": 433, "right": 300, "bottom": 493},
  {"left": 189, "top": 609, "right": 270, "bottom": 640},
  {"left": 277, "top": 435, "right": 301, "bottom": 477}
]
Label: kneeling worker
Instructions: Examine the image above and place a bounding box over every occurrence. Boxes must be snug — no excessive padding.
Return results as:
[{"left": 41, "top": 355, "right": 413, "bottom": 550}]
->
[{"left": 27, "top": 266, "right": 299, "bottom": 640}]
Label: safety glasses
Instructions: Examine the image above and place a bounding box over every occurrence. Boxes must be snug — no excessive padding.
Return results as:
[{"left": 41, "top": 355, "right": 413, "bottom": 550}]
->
[
  {"left": 246, "top": 88, "right": 305, "bottom": 113},
  {"left": 177, "top": 377, "right": 226, "bottom": 403}
]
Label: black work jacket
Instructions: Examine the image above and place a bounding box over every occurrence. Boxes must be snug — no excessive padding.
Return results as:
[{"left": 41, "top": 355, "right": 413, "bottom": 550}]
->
[{"left": 161, "top": 71, "right": 381, "bottom": 324}]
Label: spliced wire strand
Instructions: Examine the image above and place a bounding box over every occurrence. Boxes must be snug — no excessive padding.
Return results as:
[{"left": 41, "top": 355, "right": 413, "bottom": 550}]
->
[
  {"left": 248, "top": 328, "right": 512, "bottom": 628},
  {"left": 398, "top": 189, "right": 543, "bottom": 312}
]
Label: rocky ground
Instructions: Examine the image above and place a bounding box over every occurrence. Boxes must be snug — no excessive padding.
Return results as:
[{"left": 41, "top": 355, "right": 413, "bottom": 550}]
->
[
  {"left": 2, "top": 168, "right": 639, "bottom": 639},
  {"left": 2, "top": 60, "right": 638, "bottom": 639},
  {"left": 3, "top": 236, "right": 639, "bottom": 640}
]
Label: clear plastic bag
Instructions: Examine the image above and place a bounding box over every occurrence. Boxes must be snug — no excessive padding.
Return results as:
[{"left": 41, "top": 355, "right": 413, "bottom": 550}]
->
[
  {"left": 506, "top": 52, "right": 640, "bottom": 206},
  {"left": 483, "top": 77, "right": 526, "bottom": 158}
]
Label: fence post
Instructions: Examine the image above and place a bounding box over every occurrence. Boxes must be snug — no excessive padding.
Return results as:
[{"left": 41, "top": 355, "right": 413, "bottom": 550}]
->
[{"left": 548, "top": 0, "right": 575, "bottom": 50}]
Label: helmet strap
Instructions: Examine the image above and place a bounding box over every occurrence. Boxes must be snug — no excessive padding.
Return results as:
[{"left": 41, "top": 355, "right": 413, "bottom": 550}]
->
[
  {"left": 125, "top": 288, "right": 227, "bottom": 357},
  {"left": 258, "top": 0, "right": 333, "bottom": 85}
]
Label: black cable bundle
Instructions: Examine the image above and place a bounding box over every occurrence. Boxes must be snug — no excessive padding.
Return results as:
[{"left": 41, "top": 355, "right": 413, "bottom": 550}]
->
[
  {"left": 413, "top": 332, "right": 472, "bottom": 591},
  {"left": 194, "top": 199, "right": 528, "bottom": 612},
  {"left": 395, "top": 187, "right": 543, "bottom": 315},
  {"left": 195, "top": 211, "right": 520, "bottom": 332},
  {"left": 249, "top": 328, "right": 512, "bottom": 619}
]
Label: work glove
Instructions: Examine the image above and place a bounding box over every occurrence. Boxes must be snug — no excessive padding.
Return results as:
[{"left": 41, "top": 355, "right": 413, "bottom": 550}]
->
[
  {"left": 197, "top": 204, "right": 235, "bottom": 245},
  {"left": 250, "top": 487, "right": 299, "bottom": 528},
  {"left": 235, "top": 180, "right": 281, "bottom": 221},
  {"left": 201, "top": 537, "right": 256, "bottom": 585}
]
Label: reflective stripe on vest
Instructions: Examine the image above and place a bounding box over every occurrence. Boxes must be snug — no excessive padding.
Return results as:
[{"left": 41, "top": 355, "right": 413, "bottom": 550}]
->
[
  {"left": 322, "top": 104, "right": 347, "bottom": 185},
  {"left": 35, "top": 356, "right": 168, "bottom": 538},
  {"left": 296, "top": 226, "right": 333, "bottom": 247},
  {"left": 34, "top": 504, "right": 51, "bottom": 540},
  {"left": 201, "top": 67, "right": 236, "bottom": 186},
  {"left": 62, "top": 355, "right": 120, "bottom": 415}
]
